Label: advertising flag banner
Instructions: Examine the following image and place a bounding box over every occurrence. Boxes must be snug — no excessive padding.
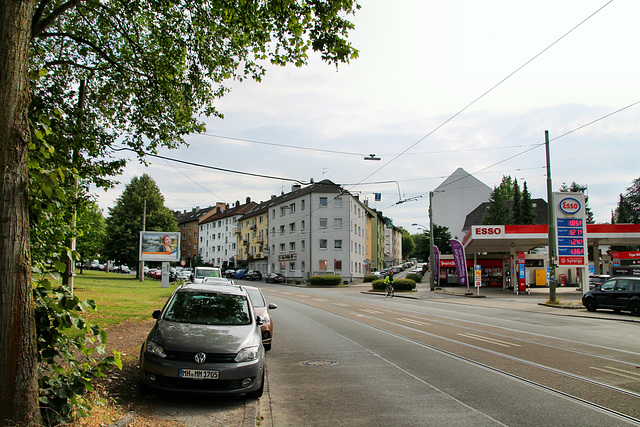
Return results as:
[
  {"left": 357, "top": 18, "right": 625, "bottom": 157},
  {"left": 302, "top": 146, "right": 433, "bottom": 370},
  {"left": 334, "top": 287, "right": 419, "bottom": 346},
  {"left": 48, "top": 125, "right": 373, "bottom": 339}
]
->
[
  {"left": 433, "top": 245, "right": 440, "bottom": 283},
  {"left": 450, "top": 239, "right": 468, "bottom": 286}
]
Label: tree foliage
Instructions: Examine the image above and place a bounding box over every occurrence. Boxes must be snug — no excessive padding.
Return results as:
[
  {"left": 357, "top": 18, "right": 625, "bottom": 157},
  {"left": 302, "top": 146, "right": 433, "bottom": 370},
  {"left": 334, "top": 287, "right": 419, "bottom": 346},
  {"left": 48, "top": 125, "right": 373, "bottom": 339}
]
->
[
  {"left": 410, "top": 224, "right": 453, "bottom": 262},
  {"left": 613, "top": 177, "right": 640, "bottom": 224},
  {"left": 483, "top": 175, "right": 536, "bottom": 225},
  {"left": 559, "top": 181, "right": 595, "bottom": 224},
  {"left": 104, "top": 174, "right": 178, "bottom": 269},
  {"left": 2, "top": 1, "right": 361, "bottom": 424}
]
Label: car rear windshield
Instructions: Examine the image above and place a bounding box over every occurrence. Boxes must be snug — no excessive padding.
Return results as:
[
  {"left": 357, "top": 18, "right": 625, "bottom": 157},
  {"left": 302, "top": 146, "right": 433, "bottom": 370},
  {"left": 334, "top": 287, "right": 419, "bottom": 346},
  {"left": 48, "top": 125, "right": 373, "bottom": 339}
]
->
[
  {"left": 196, "top": 269, "right": 221, "bottom": 279},
  {"left": 164, "top": 292, "right": 251, "bottom": 325}
]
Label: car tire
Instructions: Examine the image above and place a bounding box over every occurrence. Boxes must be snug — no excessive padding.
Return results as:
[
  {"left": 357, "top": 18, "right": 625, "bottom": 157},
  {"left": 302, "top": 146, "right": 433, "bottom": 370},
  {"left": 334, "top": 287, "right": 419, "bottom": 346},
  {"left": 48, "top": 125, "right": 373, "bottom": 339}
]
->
[
  {"left": 630, "top": 301, "right": 640, "bottom": 316},
  {"left": 264, "top": 343, "right": 271, "bottom": 351},
  {"left": 583, "top": 297, "right": 597, "bottom": 312},
  {"left": 247, "top": 370, "right": 264, "bottom": 399}
]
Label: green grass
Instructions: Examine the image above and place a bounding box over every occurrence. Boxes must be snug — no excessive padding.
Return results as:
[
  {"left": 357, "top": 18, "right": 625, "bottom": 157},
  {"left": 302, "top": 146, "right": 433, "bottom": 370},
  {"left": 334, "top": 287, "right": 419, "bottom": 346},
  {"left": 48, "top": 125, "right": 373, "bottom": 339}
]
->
[{"left": 70, "top": 270, "right": 178, "bottom": 329}]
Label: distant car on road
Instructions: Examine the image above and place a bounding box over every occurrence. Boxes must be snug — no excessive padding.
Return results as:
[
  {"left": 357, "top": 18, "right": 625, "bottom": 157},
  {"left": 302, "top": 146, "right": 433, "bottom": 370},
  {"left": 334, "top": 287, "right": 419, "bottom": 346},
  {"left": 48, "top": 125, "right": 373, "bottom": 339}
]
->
[
  {"left": 265, "top": 273, "right": 286, "bottom": 284},
  {"left": 246, "top": 270, "right": 262, "bottom": 281},
  {"left": 224, "top": 269, "right": 236, "bottom": 278},
  {"left": 582, "top": 276, "right": 640, "bottom": 316},
  {"left": 233, "top": 269, "right": 248, "bottom": 279},
  {"left": 588, "top": 275, "right": 610, "bottom": 290}
]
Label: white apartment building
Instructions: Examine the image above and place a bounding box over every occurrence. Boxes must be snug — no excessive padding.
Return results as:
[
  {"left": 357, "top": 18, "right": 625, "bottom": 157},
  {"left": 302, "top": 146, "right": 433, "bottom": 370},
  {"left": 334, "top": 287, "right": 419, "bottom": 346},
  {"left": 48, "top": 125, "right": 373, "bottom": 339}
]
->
[
  {"left": 198, "top": 198, "right": 256, "bottom": 267},
  {"left": 267, "top": 180, "right": 368, "bottom": 282}
]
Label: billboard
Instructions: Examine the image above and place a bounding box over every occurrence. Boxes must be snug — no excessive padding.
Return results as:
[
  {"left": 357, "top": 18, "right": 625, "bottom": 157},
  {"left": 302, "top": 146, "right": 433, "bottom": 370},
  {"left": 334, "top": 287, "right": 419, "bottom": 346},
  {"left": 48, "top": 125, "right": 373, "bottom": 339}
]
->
[{"left": 139, "top": 231, "right": 180, "bottom": 262}]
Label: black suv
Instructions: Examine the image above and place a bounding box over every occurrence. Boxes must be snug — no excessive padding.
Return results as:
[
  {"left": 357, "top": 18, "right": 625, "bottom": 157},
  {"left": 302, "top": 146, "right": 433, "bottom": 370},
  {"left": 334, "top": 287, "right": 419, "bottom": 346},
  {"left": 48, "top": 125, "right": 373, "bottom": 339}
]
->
[{"left": 582, "top": 276, "right": 640, "bottom": 316}]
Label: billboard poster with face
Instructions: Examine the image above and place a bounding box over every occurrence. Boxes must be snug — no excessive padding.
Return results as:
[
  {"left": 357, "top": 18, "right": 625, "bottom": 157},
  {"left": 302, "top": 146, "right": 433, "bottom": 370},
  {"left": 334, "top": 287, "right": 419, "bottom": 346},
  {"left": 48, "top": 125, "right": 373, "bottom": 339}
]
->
[{"left": 139, "top": 231, "right": 180, "bottom": 262}]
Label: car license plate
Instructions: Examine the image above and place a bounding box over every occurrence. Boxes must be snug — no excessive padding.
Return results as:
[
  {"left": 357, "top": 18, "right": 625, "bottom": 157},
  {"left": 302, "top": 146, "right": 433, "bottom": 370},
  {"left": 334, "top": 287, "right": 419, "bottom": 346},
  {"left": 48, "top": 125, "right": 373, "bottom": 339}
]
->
[{"left": 179, "top": 369, "right": 219, "bottom": 379}]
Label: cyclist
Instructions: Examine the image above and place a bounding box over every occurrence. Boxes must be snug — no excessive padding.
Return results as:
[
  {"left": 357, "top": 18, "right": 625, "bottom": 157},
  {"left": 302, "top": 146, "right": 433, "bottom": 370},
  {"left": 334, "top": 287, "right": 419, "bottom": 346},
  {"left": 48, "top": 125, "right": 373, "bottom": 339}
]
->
[{"left": 383, "top": 271, "right": 394, "bottom": 297}]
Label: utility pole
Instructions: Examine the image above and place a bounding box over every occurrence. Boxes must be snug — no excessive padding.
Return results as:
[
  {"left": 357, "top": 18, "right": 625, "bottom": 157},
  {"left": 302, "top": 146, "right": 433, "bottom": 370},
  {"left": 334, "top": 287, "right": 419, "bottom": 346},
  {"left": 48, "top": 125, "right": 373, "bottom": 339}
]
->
[
  {"left": 63, "top": 79, "right": 85, "bottom": 294},
  {"left": 139, "top": 199, "right": 146, "bottom": 282},
  {"left": 429, "top": 191, "right": 435, "bottom": 291},
  {"left": 545, "top": 130, "right": 558, "bottom": 302}
]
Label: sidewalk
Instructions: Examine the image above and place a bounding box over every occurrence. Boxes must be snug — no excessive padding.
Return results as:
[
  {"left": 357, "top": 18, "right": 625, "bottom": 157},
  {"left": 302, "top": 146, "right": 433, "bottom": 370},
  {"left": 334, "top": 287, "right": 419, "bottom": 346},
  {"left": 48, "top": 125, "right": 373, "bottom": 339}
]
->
[{"left": 357, "top": 282, "right": 640, "bottom": 323}]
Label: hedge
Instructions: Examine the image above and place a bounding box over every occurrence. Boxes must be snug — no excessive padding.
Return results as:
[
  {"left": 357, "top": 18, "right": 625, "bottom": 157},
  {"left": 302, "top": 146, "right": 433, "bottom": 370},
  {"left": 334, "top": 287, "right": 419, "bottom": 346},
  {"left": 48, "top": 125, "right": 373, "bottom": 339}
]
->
[
  {"left": 406, "top": 273, "right": 422, "bottom": 283},
  {"left": 363, "top": 275, "right": 378, "bottom": 283},
  {"left": 309, "top": 275, "right": 343, "bottom": 286},
  {"left": 371, "top": 278, "right": 416, "bottom": 291}
]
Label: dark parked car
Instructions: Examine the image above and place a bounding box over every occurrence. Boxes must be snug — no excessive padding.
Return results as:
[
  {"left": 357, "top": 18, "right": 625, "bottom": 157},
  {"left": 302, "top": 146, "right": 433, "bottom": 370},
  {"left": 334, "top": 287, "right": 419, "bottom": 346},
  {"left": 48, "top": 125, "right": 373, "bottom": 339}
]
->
[
  {"left": 582, "top": 276, "right": 640, "bottom": 316},
  {"left": 265, "top": 273, "right": 286, "bottom": 284},
  {"left": 139, "top": 282, "right": 265, "bottom": 397},
  {"left": 246, "top": 270, "right": 262, "bottom": 281}
]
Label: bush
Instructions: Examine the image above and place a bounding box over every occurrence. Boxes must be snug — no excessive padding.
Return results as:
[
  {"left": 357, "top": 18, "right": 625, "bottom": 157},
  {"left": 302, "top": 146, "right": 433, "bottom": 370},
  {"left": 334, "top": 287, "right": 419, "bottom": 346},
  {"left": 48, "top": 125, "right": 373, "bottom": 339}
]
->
[
  {"left": 406, "top": 273, "right": 422, "bottom": 283},
  {"left": 363, "top": 275, "right": 378, "bottom": 283},
  {"left": 309, "top": 275, "right": 342, "bottom": 286},
  {"left": 371, "top": 278, "right": 416, "bottom": 291}
]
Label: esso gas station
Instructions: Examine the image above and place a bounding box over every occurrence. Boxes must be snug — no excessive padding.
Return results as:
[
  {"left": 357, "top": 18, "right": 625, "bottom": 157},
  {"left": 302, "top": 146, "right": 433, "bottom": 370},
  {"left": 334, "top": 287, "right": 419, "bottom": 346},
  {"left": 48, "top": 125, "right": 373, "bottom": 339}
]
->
[{"left": 438, "top": 192, "right": 640, "bottom": 294}]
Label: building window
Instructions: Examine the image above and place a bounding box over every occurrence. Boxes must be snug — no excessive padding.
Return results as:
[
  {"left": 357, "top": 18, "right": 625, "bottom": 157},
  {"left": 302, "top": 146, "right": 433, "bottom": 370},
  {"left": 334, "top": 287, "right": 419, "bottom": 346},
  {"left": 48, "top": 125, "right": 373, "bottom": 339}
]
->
[
  {"left": 280, "top": 243, "right": 285, "bottom": 252},
  {"left": 280, "top": 225, "right": 285, "bottom": 234},
  {"left": 334, "top": 218, "right": 342, "bottom": 229},
  {"left": 319, "top": 218, "right": 328, "bottom": 228},
  {"left": 289, "top": 262, "right": 296, "bottom": 271},
  {"left": 301, "top": 240, "right": 306, "bottom": 250},
  {"left": 289, "top": 242, "right": 296, "bottom": 251},
  {"left": 301, "top": 261, "right": 305, "bottom": 272},
  {"left": 289, "top": 222, "right": 295, "bottom": 232},
  {"left": 280, "top": 206, "right": 287, "bottom": 216},
  {"left": 319, "top": 260, "right": 327, "bottom": 270},
  {"left": 301, "top": 200, "right": 305, "bottom": 210},
  {"left": 334, "top": 197, "right": 342, "bottom": 208},
  {"left": 335, "top": 260, "right": 342, "bottom": 270},
  {"left": 289, "top": 203, "right": 296, "bottom": 213},
  {"left": 319, "top": 197, "right": 327, "bottom": 207},
  {"left": 301, "top": 220, "right": 305, "bottom": 232},
  {"left": 319, "top": 239, "right": 327, "bottom": 249},
  {"left": 334, "top": 240, "right": 342, "bottom": 249}
]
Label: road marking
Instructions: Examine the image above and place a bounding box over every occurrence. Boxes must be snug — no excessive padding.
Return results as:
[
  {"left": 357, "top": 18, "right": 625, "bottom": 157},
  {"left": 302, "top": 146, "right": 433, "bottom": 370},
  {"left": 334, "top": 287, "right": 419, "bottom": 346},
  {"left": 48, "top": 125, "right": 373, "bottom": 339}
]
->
[
  {"left": 333, "top": 303, "right": 351, "bottom": 307},
  {"left": 458, "top": 333, "right": 520, "bottom": 348},
  {"left": 396, "top": 317, "right": 430, "bottom": 326},
  {"left": 296, "top": 295, "right": 309, "bottom": 298},
  {"left": 591, "top": 366, "right": 640, "bottom": 381},
  {"left": 360, "top": 308, "right": 384, "bottom": 315},
  {"left": 313, "top": 298, "right": 329, "bottom": 302}
]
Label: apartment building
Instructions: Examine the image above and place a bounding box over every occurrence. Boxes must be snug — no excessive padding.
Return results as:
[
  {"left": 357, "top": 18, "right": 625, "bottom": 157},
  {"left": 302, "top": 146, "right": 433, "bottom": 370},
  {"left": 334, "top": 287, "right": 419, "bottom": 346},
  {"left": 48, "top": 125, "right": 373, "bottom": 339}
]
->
[
  {"left": 236, "top": 201, "right": 270, "bottom": 273},
  {"left": 175, "top": 204, "right": 221, "bottom": 263},
  {"left": 198, "top": 198, "right": 256, "bottom": 267}
]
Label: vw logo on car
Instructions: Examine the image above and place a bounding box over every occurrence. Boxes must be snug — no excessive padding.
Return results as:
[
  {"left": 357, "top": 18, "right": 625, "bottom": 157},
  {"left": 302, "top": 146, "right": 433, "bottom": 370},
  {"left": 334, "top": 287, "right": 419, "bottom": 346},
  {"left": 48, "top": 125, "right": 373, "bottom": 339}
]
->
[{"left": 194, "top": 352, "right": 206, "bottom": 364}]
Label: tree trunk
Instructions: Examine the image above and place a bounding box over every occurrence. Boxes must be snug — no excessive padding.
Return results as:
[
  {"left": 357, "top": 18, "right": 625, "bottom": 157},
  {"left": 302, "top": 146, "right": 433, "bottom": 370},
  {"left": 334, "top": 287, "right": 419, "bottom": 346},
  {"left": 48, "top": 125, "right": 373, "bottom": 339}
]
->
[{"left": 0, "top": 0, "right": 41, "bottom": 425}]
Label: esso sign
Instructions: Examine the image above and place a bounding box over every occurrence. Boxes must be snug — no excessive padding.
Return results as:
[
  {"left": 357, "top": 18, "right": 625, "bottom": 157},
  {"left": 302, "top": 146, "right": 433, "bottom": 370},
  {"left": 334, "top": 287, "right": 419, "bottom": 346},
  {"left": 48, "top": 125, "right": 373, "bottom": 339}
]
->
[
  {"left": 474, "top": 226, "right": 504, "bottom": 236},
  {"left": 559, "top": 197, "right": 581, "bottom": 215}
]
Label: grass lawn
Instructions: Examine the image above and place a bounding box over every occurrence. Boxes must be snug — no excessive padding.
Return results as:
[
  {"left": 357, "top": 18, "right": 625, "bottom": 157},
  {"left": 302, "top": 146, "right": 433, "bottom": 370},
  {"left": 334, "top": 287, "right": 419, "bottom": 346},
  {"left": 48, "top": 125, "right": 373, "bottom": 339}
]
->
[{"left": 71, "top": 270, "right": 178, "bottom": 329}]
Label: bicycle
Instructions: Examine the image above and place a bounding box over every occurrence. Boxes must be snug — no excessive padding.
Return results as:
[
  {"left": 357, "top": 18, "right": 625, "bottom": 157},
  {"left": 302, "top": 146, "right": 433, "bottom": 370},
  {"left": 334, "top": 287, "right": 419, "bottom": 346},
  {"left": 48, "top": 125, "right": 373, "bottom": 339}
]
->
[{"left": 385, "top": 283, "right": 394, "bottom": 298}]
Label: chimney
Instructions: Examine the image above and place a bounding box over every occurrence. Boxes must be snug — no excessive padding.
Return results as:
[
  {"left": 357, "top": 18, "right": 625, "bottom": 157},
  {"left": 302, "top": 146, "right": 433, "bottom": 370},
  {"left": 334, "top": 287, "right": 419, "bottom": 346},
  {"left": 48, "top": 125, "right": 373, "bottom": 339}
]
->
[{"left": 292, "top": 184, "right": 302, "bottom": 192}]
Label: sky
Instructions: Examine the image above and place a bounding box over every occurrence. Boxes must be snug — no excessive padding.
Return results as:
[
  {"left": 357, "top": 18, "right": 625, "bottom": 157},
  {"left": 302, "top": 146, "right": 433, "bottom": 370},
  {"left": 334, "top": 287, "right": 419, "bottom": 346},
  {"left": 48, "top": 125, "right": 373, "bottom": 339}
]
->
[{"left": 96, "top": 0, "right": 640, "bottom": 236}]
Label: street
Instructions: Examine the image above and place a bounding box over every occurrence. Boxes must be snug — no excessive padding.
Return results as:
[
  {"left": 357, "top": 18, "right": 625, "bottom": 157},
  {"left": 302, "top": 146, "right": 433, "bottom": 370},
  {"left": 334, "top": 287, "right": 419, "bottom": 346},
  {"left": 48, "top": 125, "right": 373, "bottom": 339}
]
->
[{"left": 258, "top": 282, "right": 640, "bottom": 426}]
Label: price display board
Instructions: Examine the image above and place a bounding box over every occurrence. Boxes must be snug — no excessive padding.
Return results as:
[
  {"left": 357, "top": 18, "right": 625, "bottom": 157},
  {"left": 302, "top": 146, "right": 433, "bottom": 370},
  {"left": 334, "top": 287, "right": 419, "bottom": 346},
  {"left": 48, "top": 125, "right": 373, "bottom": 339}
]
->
[{"left": 553, "top": 193, "right": 587, "bottom": 266}]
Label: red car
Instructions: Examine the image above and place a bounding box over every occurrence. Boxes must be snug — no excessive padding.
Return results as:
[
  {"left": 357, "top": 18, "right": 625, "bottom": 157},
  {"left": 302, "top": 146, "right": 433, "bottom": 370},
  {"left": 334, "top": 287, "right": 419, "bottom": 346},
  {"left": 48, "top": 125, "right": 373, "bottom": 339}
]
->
[{"left": 244, "top": 286, "right": 277, "bottom": 351}]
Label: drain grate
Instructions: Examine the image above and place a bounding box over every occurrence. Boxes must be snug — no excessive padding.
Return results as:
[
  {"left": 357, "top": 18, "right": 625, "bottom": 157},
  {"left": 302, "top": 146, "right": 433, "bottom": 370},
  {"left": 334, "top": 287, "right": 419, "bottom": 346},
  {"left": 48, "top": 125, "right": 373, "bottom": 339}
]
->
[{"left": 300, "top": 359, "right": 339, "bottom": 367}]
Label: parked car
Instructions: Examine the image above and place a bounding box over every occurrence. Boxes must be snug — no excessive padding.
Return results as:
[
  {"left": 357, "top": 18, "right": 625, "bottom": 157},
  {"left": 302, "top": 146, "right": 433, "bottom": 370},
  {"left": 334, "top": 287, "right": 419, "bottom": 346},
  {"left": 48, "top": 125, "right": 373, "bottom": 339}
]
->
[
  {"left": 265, "top": 273, "right": 286, "bottom": 284},
  {"left": 582, "top": 276, "right": 640, "bottom": 316},
  {"left": 244, "top": 286, "right": 277, "bottom": 351},
  {"left": 139, "top": 282, "right": 265, "bottom": 397},
  {"left": 246, "top": 270, "right": 262, "bottom": 281},
  {"left": 233, "top": 269, "right": 248, "bottom": 279},
  {"left": 191, "top": 266, "right": 223, "bottom": 284},
  {"left": 224, "top": 269, "right": 236, "bottom": 278}
]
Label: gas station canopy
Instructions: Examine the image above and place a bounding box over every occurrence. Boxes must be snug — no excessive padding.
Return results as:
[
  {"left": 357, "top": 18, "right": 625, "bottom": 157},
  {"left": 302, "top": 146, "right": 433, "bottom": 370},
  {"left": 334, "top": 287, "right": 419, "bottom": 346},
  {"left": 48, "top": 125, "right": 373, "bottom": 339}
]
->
[{"left": 462, "top": 224, "right": 640, "bottom": 254}]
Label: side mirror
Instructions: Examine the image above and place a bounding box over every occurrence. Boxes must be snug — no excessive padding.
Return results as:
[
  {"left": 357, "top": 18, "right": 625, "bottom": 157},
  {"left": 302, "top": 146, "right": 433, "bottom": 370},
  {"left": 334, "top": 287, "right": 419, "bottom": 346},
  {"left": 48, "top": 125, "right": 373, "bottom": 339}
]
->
[
  {"left": 268, "top": 303, "right": 278, "bottom": 310},
  {"left": 152, "top": 309, "right": 162, "bottom": 319}
]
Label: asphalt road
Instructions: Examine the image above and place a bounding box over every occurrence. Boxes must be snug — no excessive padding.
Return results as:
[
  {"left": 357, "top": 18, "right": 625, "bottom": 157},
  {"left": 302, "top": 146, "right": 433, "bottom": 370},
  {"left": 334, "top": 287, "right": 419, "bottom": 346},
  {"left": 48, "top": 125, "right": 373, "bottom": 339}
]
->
[{"left": 257, "top": 282, "right": 640, "bottom": 426}]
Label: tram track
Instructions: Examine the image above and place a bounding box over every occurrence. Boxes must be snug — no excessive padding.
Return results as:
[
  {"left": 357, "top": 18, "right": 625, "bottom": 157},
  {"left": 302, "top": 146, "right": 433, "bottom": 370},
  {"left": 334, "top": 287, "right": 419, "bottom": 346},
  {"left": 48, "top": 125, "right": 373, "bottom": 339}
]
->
[{"left": 267, "top": 287, "right": 640, "bottom": 422}]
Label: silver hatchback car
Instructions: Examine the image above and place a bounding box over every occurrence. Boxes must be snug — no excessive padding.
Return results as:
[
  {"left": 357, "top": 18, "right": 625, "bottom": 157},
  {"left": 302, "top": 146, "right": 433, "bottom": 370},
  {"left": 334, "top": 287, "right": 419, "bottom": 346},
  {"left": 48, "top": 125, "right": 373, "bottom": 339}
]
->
[{"left": 139, "top": 283, "right": 265, "bottom": 397}]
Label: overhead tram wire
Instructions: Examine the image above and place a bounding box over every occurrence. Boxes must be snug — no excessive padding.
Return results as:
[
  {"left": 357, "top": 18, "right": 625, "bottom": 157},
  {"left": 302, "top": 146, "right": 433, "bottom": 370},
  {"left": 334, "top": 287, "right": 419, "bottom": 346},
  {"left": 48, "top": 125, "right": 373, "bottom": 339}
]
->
[
  {"left": 111, "top": 147, "right": 311, "bottom": 185},
  {"left": 344, "top": 0, "right": 615, "bottom": 200}
]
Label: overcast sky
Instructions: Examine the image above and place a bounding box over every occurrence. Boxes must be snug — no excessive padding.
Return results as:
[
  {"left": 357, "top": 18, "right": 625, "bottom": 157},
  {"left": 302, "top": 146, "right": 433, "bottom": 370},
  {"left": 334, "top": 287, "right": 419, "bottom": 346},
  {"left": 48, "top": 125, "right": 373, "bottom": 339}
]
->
[{"left": 96, "top": 0, "right": 640, "bottom": 235}]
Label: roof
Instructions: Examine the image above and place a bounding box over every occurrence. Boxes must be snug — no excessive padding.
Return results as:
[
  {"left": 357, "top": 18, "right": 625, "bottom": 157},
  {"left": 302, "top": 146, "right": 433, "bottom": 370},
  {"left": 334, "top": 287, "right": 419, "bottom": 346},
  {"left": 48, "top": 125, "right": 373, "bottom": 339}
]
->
[
  {"left": 175, "top": 206, "right": 216, "bottom": 224},
  {"left": 462, "top": 198, "right": 549, "bottom": 232}
]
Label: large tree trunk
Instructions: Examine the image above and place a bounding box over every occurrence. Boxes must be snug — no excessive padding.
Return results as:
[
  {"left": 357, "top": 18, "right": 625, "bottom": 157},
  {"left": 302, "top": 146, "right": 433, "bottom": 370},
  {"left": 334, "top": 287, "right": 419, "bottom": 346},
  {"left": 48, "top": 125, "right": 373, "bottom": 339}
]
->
[{"left": 0, "top": 0, "right": 41, "bottom": 425}]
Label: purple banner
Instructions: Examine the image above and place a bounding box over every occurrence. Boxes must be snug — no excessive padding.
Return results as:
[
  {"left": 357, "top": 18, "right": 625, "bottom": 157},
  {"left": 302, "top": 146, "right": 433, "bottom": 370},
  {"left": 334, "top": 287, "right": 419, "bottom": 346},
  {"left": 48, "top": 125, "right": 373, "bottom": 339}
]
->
[
  {"left": 433, "top": 246, "right": 440, "bottom": 283},
  {"left": 450, "top": 239, "right": 468, "bottom": 286}
]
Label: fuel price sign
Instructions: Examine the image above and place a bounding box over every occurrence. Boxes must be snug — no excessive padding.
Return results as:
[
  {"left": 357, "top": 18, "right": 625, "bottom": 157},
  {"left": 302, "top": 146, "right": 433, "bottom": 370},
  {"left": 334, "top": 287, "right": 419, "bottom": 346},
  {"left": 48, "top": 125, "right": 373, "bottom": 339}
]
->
[{"left": 553, "top": 193, "right": 587, "bottom": 266}]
